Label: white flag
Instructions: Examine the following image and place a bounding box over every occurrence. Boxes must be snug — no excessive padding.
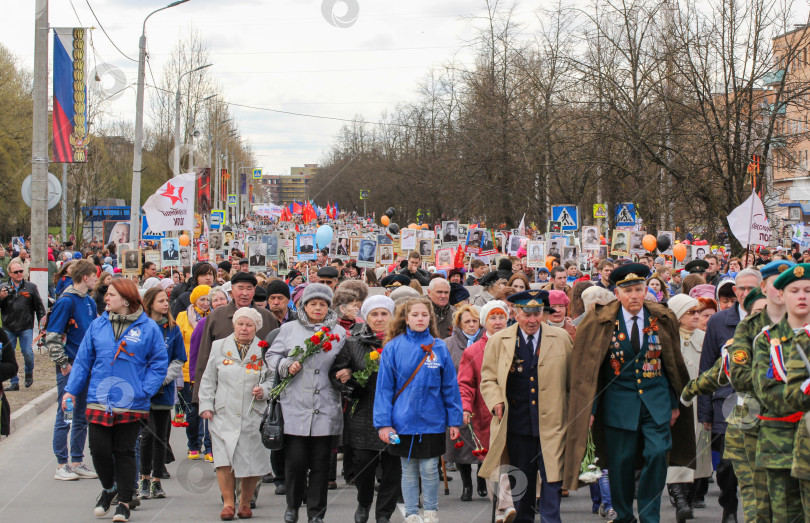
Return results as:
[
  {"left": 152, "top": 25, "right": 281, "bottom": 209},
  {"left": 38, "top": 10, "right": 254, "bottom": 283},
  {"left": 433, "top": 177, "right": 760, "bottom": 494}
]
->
[
  {"left": 518, "top": 213, "right": 526, "bottom": 237},
  {"left": 727, "top": 191, "right": 771, "bottom": 247},
  {"left": 142, "top": 172, "right": 196, "bottom": 232}
]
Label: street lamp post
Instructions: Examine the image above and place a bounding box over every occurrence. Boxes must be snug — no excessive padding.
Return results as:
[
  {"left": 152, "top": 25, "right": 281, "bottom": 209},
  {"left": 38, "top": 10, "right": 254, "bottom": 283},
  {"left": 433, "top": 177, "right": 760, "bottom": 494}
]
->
[
  {"left": 174, "top": 63, "right": 212, "bottom": 176},
  {"left": 130, "top": 0, "right": 190, "bottom": 242}
]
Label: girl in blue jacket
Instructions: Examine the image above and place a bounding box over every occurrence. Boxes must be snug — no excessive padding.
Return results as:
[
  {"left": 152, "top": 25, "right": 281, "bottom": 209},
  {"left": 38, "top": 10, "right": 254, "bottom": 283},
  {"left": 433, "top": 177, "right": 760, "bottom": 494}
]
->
[
  {"left": 138, "top": 288, "right": 186, "bottom": 501},
  {"left": 374, "top": 297, "right": 462, "bottom": 523},
  {"left": 63, "top": 279, "right": 168, "bottom": 522}
]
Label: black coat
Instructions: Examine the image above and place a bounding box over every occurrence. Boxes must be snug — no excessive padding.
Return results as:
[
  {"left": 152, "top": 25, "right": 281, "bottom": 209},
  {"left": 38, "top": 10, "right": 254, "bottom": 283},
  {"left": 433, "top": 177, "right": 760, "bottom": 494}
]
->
[
  {"left": 93, "top": 286, "right": 107, "bottom": 316},
  {"left": 0, "top": 329, "right": 18, "bottom": 435},
  {"left": 332, "top": 323, "right": 386, "bottom": 451},
  {"left": 698, "top": 305, "right": 742, "bottom": 434}
]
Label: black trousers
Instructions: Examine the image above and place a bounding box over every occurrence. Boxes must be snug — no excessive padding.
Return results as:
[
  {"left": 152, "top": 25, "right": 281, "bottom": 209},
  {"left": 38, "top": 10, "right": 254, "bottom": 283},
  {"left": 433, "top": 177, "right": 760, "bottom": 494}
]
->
[
  {"left": 139, "top": 409, "right": 171, "bottom": 478},
  {"left": 271, "top": 448, "right": 286, "bottom": 485},
  {"left": 353, "top": 448, "right": 401, "bottom": 520},
  {"left": 711, "top": 433, "right": 739, "bottom": 513},
  {"left": 89, "top": 421, "right": 141, "bottom": 503},
  {"left": 285, "top": 435, "right": 332, "bottom": 518}
]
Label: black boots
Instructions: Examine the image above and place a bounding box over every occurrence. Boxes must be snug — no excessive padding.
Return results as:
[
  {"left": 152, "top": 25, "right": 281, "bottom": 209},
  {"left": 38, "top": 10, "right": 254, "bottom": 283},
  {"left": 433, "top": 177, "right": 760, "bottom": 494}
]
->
[
  {"left": 354, "top": 504, "right": 370, "bottom": 523},
  {"left": 459, "top": 464, "right": 472, "bottom": 501},
  {"left": 668, "top": 483, "right": 694, "bottom": 523},
  {"left": 477, "top": 476, "right": 488, "bottom": 497}
]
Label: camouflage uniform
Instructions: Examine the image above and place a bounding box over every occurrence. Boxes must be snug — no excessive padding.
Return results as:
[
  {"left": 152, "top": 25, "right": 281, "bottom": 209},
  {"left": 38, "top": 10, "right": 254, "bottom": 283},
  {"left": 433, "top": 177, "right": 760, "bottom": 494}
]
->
[
  {"left": 783, "top": 330, "right": 810, "bottom": 521},
  {"left": 751, "top": 318, "right": 804, "bottom": 522},
  {"left": 728, "top": 309, "right": 773, "bottom": 523}
]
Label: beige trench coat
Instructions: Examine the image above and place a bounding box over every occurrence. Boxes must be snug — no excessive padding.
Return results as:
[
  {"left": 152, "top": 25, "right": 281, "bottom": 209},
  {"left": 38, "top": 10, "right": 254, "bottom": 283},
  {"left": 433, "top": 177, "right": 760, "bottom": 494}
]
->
[
  {"left": 478, "top": 323, "right": 573, "bottom": 483},
  {"left": 198, "top": 334, "right": 272, "bottom": 478}
]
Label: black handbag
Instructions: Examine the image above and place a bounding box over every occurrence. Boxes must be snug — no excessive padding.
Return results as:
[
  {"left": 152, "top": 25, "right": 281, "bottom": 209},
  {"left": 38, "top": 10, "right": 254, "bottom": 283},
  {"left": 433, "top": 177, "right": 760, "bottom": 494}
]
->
[{"left": 259, "top": 397, "right": 284, "bottom": 450}]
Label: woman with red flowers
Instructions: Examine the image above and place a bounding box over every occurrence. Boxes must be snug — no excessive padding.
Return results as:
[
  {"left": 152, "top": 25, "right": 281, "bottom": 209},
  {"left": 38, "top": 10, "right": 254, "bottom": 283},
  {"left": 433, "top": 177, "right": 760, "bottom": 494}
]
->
[
  {"left": 265, "top": 283, "right": 347, "bottom": 523},
  {"left": 333, "top": 295, "right": 400, "bottom": 523},
  {"left": 198, "top": 307, "right": 273, "bottom": 520},
  {"left": 457, "top": 300, "right": 516, "bottom": 523}
]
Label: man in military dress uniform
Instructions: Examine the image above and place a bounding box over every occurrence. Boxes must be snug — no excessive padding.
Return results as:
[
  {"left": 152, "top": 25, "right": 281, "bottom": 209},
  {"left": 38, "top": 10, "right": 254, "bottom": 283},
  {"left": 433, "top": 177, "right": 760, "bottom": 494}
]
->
[
  {"left": 563, "top": 263, "right": 694, "bottom": 523},
  {"left": 479, "top": 290, "right": 573, "bottom": 523},
  {"left": 783, "top": 304, "right": 810, "bottom": 518},
  {"left": 751, "top": 263, "right": 810, "bottom": 522},
  {"left": 727, "top": 261, "right": 792, "bottom": 523}
]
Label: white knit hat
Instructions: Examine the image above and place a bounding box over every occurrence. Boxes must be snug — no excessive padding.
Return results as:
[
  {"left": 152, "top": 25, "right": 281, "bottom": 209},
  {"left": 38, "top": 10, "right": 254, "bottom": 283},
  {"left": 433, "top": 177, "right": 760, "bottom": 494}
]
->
[
  {"left": 668, "top": 294, "right": 699, "bottom": 321},
  {"left": 360, "top": 295, "right": 395, "bottom": 320},
  {"left": 479, "top": 300, "right": 510, "bottom": 325},
  {"left": 232, "top": 306, "right": 263, "bottom": 331}
]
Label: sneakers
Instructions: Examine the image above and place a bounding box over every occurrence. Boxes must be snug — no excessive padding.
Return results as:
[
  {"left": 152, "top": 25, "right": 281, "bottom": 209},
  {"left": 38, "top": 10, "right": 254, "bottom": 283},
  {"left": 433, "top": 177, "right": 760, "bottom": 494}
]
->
[
  {"left": 204, "top": 452, "right": 214, "bottom": 463},
  {"left": 605, "top": 508, "right": 618, "bottom": 522},
  {"left": 404, "top": 516, "right": 424, "bottom": 523},
  {"left": 423, "top": 510, "right": 439, "bottom": 523},
  {"left": 71, "top": 464, "right": 98, "bottom": 479},
  {"left": 6, "top": 382, "right": 19, "bottom": 391},
  {"left": 94, "top": 488, "right": 118, "bottom": 517},
  {"left": 138, "top": 479, "right": 151, "bottom": 499},
  {"left": 112, "top": 503, "right": 131, "bottom": 522},
  {"left": 150, "top": 480, "right": 166, "bottom": 499},
  {"left": 188, "top": 450, "right": 201, "bottom": 460},
  {"left": 55, "top": 464, "right": 79, "bottom": 481}
]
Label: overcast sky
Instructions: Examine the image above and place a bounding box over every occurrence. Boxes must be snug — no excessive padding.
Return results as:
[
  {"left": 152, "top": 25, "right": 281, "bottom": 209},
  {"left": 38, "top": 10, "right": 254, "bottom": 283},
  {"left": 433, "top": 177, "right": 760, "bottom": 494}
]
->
[{"left": 3, "top": 0, "right": 547, "bottom": 175}]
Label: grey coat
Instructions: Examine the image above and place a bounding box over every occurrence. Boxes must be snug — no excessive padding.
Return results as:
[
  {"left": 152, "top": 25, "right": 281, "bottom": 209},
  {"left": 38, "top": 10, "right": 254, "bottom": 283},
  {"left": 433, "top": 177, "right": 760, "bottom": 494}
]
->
[
  {"left": 265, "top": 311, "right": 346, "bottom": 437},
  {"left": 198, "top": 335, "right": 272, "bottom": 477}
]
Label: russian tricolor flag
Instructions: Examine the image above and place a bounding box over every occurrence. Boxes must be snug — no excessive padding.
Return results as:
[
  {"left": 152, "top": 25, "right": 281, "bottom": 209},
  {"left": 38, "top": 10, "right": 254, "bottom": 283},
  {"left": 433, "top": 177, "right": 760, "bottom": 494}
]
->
[{"left": 52, "top": 28, "right": 88, "bottom": 163}]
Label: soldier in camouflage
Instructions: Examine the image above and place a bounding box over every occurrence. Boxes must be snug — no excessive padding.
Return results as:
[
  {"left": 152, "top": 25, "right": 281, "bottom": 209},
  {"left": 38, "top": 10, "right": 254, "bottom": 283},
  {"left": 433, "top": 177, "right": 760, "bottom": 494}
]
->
[
  {"left": 728, "top": 261, "right": 794, "bottom": 522},
  {"left": 751, "top": 263, "right": 809, "bottom": 522},
  {"left": 782, "top": 316, "right": 810, "bottom": 518}
]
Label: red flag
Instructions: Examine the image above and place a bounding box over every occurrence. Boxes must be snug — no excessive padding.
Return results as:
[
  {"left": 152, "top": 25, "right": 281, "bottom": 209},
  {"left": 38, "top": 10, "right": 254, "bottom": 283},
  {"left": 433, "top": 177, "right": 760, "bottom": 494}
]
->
[
  {"left": 454, "top": 245, "right": 466, "bottom": 268},
  {"left": 293, "top": 201, "right": 303, "bottom": 215}
]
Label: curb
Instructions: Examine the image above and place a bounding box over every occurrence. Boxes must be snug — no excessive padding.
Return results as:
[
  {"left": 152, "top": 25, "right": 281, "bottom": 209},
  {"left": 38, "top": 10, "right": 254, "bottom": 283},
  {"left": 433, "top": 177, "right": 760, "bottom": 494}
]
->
[{"left": 9, "top": 386, "right": 58, "bottom": 434}]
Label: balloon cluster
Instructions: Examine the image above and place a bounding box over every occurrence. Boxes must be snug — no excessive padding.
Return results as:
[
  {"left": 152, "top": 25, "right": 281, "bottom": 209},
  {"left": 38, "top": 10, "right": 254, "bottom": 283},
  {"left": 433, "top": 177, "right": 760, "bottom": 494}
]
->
[{"left": 382, "top": 207, "right": 399, "bottom": 234}]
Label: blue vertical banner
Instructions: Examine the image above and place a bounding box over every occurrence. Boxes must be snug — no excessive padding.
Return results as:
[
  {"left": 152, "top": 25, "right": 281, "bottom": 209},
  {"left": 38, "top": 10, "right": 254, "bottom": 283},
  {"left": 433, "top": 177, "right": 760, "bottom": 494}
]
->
[{"left": 239, "top": 173, "right": 247, "bottom": 195}]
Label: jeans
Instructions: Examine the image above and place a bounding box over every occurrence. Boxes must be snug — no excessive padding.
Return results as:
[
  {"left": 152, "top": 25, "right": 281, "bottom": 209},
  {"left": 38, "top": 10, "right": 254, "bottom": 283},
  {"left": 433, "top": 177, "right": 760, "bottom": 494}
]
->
[
  {"left": 5, "top": 329, "right": 33, "bottom": 384},
  {"left": 53, "top": 365, "right": 88, "bottom": 464},
  {"left": 599, "top": 469, "right": 613, "bottom": 511},
  {"left": 401, "top": 456, "right": 439, "bottom": 516}
]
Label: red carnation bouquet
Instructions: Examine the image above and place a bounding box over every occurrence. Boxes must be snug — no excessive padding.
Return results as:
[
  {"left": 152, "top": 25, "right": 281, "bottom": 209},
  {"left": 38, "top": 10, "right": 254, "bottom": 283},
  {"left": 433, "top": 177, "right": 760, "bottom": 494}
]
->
[
  {"left": 269, "top": 327, "right": 339, "bottom": 399},
  {"left": 467, "top": 419, "right": 488, "bottom": 460}
]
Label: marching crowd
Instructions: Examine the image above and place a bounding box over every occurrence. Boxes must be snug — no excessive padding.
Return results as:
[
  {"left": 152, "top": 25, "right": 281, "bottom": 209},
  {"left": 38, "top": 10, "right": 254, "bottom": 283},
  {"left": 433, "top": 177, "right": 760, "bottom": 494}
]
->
[{"left": 2, "top": 223, "right": 810, "bottom": 523}]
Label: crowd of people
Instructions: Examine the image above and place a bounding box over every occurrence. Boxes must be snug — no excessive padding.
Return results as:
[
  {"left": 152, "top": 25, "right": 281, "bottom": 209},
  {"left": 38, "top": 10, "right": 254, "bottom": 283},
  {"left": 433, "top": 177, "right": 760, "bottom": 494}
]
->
[{"left": 1, "top": 220, "right": 810, "bottom": 523}]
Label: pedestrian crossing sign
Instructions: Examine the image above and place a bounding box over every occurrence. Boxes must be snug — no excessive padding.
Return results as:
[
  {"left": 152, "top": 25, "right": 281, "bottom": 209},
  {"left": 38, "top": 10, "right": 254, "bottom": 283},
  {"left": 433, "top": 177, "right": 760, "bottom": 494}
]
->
[
  {"left": 551, "top": 205, "right": 578, "bottom": 231},
  {"left": 593, "top": 204, "right": 607, "bottom": 219},
  {"left": 228, "top": 194, "right": 237, "bottom": 205},
  {"left": 252, "top": 168, "right": 262, "bottom": 179},
  {"left": 616, "top": 203, "right": 636, "bottom": 226}
]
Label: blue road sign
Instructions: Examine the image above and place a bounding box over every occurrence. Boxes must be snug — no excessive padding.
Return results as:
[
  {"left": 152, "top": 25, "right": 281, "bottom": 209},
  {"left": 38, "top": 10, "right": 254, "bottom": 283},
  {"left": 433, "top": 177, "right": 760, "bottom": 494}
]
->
[
  {"left": 552, "top": 205, "right": 578, "bottom": 231},
  {"left": 142, "top": 216, "right": 165, "bottom": 239},
  {"left": 615, "top": 203, "right": 636, "bottom": 226}
]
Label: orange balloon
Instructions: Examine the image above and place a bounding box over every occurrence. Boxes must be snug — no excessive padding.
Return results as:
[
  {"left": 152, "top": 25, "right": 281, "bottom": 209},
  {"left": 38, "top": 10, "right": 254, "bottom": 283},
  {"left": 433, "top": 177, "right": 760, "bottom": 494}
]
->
[
  {"left": 673, "top": 243, "right": 687, "bottom": 262},
  {"left": 642, "top": 234, "right": 657, "bottom": 252},
  {"left": 381, "top": 216, "right": 390, "bottom": 227},
  {"left": 178, "top": 234, "right": 190, "bottom": 247},
  {"left": 545, "top": 256, "right": 555, "bottom": 271},
  {"left": 408, "top": 223, "right": 419, "bottom": 230}
]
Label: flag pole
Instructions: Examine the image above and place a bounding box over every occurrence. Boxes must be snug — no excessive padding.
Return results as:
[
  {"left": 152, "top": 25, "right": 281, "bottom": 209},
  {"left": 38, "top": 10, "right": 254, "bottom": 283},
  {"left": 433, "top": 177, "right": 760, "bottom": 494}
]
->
[{"left": 744, "top": 189, "right": 756, "bottom": 267}]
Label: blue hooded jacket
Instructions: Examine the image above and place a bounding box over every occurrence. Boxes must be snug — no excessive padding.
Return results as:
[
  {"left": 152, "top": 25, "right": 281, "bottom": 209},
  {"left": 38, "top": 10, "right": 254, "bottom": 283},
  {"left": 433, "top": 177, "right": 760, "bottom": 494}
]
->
[
  {"left": 46, "top": 286, "right": 98, "bottom": 361},
  {"left": 150, "top": 322, "right": 186, "bottom": 407},
  {"left": 65, "top": 311, "right": 169, "bottom": 413},
  {"left": 373, "top": 328, "right": 463, "bottom": 435}
]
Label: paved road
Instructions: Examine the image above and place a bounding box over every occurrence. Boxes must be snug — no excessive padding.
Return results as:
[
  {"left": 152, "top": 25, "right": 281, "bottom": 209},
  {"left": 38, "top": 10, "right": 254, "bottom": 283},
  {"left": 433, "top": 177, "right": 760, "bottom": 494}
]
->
[{"left": 0, "top": 405, "right": 734, "bottom": 522}]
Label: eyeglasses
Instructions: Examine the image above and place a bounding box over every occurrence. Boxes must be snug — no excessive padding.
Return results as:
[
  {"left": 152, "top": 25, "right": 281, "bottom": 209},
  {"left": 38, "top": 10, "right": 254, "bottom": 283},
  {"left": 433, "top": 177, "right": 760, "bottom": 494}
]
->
[
  {"left": 686, "top": 309, "right": 701, "bottom": 315},
  {"left": 11, "top": 270, "right": 23, "bottom": 274}
]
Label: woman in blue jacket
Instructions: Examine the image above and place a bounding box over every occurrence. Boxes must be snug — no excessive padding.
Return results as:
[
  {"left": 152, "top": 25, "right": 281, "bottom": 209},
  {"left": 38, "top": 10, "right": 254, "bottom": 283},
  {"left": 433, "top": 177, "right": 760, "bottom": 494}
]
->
[
  {"left": 374, "top": 297, "right": 462, "bottom": 523},
  {"left": 138, "top": 288, "right": 186, "bottom": 501},
  {"left": 63, "top": 278, "right": 169, "bottom": 523}
]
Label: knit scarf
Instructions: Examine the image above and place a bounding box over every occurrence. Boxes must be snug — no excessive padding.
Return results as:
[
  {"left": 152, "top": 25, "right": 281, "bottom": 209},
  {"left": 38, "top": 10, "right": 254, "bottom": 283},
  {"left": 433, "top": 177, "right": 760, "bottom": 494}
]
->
[
  {"left": 296, "top": 306, "right": 339, "bottom": 330},
  {"left": 679, "top": 327, "right": 694, "bottom": 343},
  {"left": 186, "top": 303, "right": 207, "bottom": 330},
  {"left": 109, "top": 307, "right": 143, "bottom": 340}
]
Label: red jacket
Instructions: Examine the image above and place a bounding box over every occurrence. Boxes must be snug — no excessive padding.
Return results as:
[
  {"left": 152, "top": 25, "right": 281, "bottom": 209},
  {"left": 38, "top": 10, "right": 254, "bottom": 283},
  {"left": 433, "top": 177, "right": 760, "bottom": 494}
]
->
[{"left": 457, "top": 332, "right": 491, "bottom": 448}]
